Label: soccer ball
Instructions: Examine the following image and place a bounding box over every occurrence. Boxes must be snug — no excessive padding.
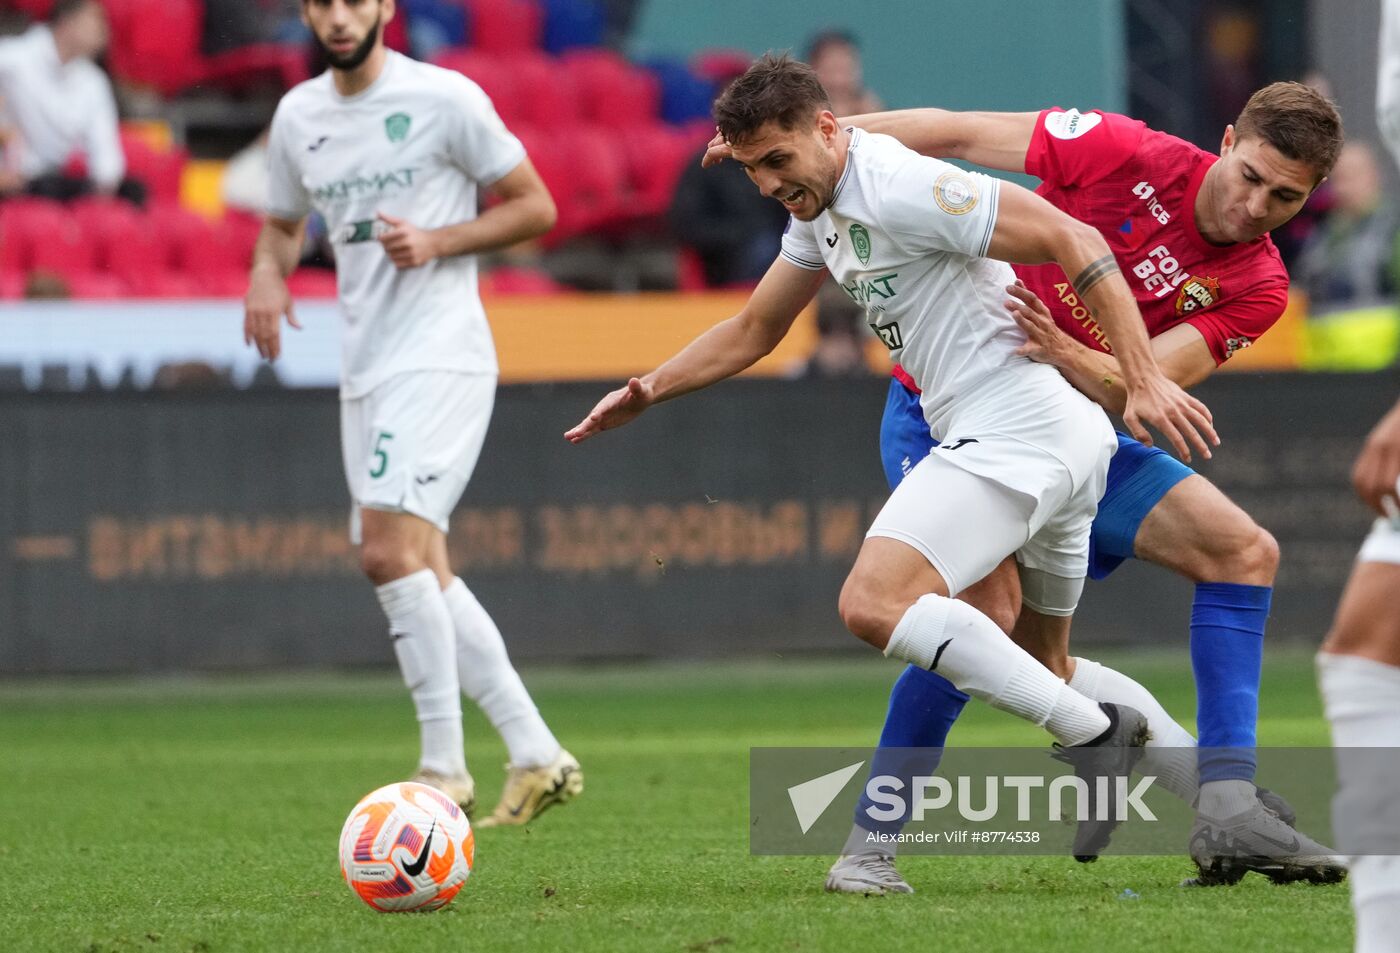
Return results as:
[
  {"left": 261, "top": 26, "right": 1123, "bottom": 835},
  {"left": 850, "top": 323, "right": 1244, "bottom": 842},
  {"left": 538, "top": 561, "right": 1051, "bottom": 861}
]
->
[{"left": 338, "top": 781, "right": 475, "bottom": 912}]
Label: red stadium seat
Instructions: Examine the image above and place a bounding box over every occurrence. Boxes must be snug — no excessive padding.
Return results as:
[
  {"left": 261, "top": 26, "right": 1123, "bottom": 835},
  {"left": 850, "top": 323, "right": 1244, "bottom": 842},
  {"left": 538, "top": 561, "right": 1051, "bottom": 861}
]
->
[
  {"left": 618, "top": 123, "right": 696, "bottom": 217},
  {"left": 198, "top": 44, "right": 311, "bottom": 96},
  {"left": 562, "top": 50, "right": 659, "bottom": 127},
  {"left": 549, "top": 123, "right": 627, "bottom": 235},
  {"left": 0, "top": 269, "right": 26, "bottom": 299},
  {"left": 287, "top": 268, "right": 339, "bottom": 298},
  {"left": 469, "top": 0, "right": 544, "bottom": 54},
  {"left": 431, "top": 48, "right": 523, "bottom": 125},
  {"left": 0, "top": 199, "right": 66, "bottom": 273},
  {"left": 511, "top": 53, "right": 581, "bottom": 129},
  {"left": 106, "top": 0, "right": 202, "bottom": 96},
  {"left": 66, "top": 271, "right": 129, "bottom": 299},
  {"left": 29, "top": 208, "right": 99, "bottom": 278},
  {"left": 119, "top": 129, "right": 188, "bottom": 205}
]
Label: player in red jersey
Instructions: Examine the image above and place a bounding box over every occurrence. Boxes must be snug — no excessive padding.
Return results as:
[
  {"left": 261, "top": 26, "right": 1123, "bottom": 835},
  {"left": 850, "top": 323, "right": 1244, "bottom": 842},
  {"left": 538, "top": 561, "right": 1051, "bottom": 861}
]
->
[{"left": 711, "top": 82, "right": 1344, "bottom": 890}]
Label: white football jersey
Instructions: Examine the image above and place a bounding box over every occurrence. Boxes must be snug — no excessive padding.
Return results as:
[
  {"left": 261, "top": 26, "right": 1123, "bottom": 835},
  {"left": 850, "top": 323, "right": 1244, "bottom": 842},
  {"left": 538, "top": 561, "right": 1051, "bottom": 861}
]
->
[
  {"left": 782, "top": 129, "right": 1038, "bottom": 437},
  {"left": 266, "top": 51, "right": 525, "bottom": 398}
]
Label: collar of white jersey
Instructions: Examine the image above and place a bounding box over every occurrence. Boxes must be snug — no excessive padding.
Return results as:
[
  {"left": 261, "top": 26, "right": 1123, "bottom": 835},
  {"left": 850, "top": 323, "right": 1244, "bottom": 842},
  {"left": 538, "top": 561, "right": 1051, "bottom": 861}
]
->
[
  {"left": 828, "top": 126, "right": 862, "bottom": 209},
  {"left": 331, "top": 49, "right": 401, "bottom": 104}
]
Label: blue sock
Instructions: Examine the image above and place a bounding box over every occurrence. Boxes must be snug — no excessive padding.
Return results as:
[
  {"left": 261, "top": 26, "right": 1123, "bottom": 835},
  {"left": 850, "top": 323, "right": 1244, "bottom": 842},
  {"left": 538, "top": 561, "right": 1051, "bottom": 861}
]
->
[
  {"left": 1190, "top": 582, "right": 1270, "bottom": 784},
  {"left": 854, "top": 665, "right": 969, "bottom": 835}
]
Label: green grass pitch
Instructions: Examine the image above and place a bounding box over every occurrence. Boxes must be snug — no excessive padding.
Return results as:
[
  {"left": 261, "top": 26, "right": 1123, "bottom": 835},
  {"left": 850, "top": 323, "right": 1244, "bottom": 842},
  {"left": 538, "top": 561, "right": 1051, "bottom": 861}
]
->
[{"left": 1, "top": 647, "right": 1351, "bottom": 952}]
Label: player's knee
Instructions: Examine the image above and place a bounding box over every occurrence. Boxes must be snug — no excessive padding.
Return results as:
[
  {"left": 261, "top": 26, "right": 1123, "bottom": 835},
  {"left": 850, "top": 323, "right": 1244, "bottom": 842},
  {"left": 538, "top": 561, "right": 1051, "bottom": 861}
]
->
[
  {"left": 838, "top": 574, "right": 898, "bottom": 650},
  {"left": 964, "top": 590, "right": 1017, "bottom": 635},
  {"left": 1179, "top": 514, "right": 1278, "bottom": 585},
  {"left": 359, "top": 542, "right": 417, "bottom": 586}
]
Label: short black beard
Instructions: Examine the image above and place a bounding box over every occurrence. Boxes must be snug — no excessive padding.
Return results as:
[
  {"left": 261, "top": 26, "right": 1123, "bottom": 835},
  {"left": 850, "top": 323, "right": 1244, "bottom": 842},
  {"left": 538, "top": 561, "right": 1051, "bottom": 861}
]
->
[{"left": 317, "top": 16, "right": 381, "bottom": 72}]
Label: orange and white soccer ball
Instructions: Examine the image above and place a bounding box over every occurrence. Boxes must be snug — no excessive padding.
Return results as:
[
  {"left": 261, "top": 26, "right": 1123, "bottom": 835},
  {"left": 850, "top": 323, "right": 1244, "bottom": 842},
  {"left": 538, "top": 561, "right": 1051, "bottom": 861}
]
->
[{"left": 338, "top": 781, "right": 475, "bottom": 912}]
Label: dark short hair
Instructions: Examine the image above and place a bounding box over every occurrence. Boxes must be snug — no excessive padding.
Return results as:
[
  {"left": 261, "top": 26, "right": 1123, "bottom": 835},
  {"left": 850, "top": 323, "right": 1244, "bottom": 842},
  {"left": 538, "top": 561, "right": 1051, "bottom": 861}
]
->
[
  {"left": 713, "top": 52, "right": 833, "bottom": 147},
  {"left": 48, "top": 0, "right": 97, "bottom": 25},
  {"left": 804, "top": 29, "right": 858, "bottom": 65},
  {"left": 1234, "top": 81, "right": 1344, "bottom": 181}
]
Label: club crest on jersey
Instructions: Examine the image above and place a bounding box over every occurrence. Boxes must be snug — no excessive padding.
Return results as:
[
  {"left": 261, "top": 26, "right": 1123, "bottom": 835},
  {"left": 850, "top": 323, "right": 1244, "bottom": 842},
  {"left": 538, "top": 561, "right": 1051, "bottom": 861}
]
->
[
  {"left": 849, "top": 223, "right": 872, "bottom": 265},
  {"left": 932, "top": 170, "right": 978, "bottom": 215},
  {"left": 1175, "top": 275, "right": 1221, "bottom": 315},
  {"left": 385, "top": 112, "right": 412, "bottom": 143}
]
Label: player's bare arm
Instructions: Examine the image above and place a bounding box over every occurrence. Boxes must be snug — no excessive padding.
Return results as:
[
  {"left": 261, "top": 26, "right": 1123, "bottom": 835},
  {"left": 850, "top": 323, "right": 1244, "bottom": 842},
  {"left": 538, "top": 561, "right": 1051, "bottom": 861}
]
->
[
  {"left": 985, "top": 182, "right": 1218, "bottom": 461},
  {"left": 564, "top": 259, "right": 826, "bottom": 443},
  {"left": 1353, "top": 398, "right": 1400, "bottom": 517},
  {"left": 704, "top": 109, "right": 1038, "bottom": 174},
  {"left": 839, "top": 108, "right": 1038, "bottom": 174},
  {"left": 1006, "top": 282, "right": 1219, "bottom": 413},
  {"left": 377, "top": 158, "right": 556, "bottom": 270},
  {"left": 244, "top": 215, "right": 307, "bottom": 361}
]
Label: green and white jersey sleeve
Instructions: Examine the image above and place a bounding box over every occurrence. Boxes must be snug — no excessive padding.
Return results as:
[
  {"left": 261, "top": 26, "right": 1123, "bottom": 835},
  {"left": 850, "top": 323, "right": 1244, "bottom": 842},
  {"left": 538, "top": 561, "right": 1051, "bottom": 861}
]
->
[{"left": 266, "top": 52, "right": 527, "bottom": 398}]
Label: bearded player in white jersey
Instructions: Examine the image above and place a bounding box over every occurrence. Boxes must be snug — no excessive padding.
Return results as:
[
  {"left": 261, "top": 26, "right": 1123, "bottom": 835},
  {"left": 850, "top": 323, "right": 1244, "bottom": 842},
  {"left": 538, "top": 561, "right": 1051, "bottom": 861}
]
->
[
  {"left": 568, "top": 53, "right": 1219, "bottom": 847},
  {"left": 243, "top": 0, "right": 581, "bottom": 826}
]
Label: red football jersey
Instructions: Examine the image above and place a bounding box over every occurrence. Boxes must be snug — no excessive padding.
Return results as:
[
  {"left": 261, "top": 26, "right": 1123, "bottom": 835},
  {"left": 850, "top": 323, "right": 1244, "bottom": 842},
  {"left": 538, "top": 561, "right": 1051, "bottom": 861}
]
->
[{"left": 1015, "top": 108, "right": 1288, "bottom": 365}]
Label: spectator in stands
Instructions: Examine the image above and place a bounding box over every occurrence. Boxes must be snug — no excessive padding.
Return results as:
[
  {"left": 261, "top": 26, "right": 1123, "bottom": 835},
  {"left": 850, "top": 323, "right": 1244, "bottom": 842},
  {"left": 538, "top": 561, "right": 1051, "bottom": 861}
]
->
[
  {"left": 668, "top": 137, "right": 790, "bottom": 287},
  {"left": 0, "top": 0, "right": 144, "bottom": 204},
  {"left": 1297, "top": 141, "right": 1400, "bottom": 369},
  {"left": 805, "top": 29, "right": 881, "bottom": 117},
  {"left": 788, "top": 292, "right": 873, "bottom": 380}
]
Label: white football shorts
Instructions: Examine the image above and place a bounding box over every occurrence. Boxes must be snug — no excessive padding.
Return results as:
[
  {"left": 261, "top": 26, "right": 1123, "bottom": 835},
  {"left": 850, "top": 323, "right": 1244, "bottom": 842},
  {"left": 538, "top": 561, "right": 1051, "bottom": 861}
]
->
[
  {"left": 341, "top": 370, "right": 496, "bottom": 543},
  {"left": 1359, "top": 517, "right": 1400, "bottom": 566},
  {"left": 868, "top": 365, "right": 1115, "bottom": 600}
]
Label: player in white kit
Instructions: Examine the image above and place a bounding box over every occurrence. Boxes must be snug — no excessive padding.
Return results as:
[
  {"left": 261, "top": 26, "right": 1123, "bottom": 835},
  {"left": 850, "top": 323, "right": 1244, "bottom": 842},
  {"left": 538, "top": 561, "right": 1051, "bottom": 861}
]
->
[
  {"left": 1317, "top": 3, "right": 1400, "bottom": 947},
  {"left": 568, "top": 54, "right": 1218, "bottom": 841},
  {"left": 243, "top": 0, "right": 581, "bottom": 826}
]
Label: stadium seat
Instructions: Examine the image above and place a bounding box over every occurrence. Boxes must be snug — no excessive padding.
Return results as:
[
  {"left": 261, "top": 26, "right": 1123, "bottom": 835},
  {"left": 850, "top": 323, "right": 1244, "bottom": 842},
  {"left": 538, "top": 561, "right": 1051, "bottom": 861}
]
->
[
  {"left": 512, "top": 53, "right": 581, "bottom": 129},
  {"left": 431, "top": 48, "right": 524, "bottom": 125},
  {"left": 119, "top": 128, "right": 188, "bottom": 205},
  {"left": 403, "top": 0, "right": 470, "bottom": 58},
  {"left": 540, "top": 0, "right": 605, "bottom": 54},
  {"left": 28, "top": 210, "right": 99, "bottom": 279},
  {"left": 618, "top": 123, "right": 696, "bottom": 218},
  {"left": 10, "top": 0, "right": 55, "bottom": 20},
  {"left": 691, "top": 48, "right": 753, "bottom": 86},
  {"left": 198, "top": 44, "right": 311, "bottom": 96},
  {"left": 550, "top": 123, "right": 628, "bottom": 234},
  {"left": 106, "top": 0, "right": 202, "bottom": 96},
  {"left": 562, "top": 50, "right": 660, "bottom": 128},
  {"left": 0, "top": 270, "right": 26, "bottom": 299},
  {"left": 0, "top": 199, "right": 66, "bottom": 273},
  {"left": 66, "top": 271, "right": 129, "bottom": 299},
  {"left": 643, "top": 58, "right": 717, "bottom": 125},
  {"left": 469, "top": 0, "right": 544, "bottom": 54},
  {"left": 287, "top": 268, "right": 339, "bottom": 298}
]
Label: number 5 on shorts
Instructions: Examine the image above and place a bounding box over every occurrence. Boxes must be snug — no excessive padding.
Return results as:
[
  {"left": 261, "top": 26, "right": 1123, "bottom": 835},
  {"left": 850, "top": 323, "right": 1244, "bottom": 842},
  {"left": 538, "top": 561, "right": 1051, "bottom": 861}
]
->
[{"left": 370, "top": 431, "right": 394, "bottom": 478}]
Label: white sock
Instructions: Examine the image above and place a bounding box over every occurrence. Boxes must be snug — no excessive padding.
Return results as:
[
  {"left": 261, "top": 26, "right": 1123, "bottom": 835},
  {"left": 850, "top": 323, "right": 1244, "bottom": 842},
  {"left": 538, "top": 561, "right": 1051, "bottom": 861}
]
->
[
  {"left": 375, "top": 568, "right": 465, "bottom": 777},
  {"left": 1319, "top": 651, "right": 1400, "bottom": 923},
  {"left": 1069, "top": 657, "right": 1199, "bottom": 801},
  {"left": 885, "top": 594, "right": 1109, "bottom": 746},
  {"left": 443, "top": 577, "right": 560, "bottom": 768},
  {"left": 1352, "top": 858, "right": 1400, "bottom": 953}
]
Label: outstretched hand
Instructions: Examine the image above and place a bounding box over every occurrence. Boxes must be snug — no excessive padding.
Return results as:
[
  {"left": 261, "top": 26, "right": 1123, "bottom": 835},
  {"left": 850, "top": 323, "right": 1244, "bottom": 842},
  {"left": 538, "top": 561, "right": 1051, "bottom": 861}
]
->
[
  {"left": 1122, "top": 372, "right": 1218, "bottom": 463},
  {"left": 565, "top": 377, "right": 656, "bottom": 443}
]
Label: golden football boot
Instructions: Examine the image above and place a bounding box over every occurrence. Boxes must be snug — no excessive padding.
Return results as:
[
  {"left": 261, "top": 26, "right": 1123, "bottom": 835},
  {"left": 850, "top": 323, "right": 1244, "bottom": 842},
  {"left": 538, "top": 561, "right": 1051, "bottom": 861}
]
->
[{"left": 477, "top": 749, "right": 583, "bottom": 827}]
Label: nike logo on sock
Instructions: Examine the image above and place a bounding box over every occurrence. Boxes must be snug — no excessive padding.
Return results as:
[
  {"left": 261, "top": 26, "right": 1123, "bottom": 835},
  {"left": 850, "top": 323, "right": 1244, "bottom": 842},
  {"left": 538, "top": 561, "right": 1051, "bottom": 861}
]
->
[{"left": 929, "top": 638, "right": 953, "bottom": 671}]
